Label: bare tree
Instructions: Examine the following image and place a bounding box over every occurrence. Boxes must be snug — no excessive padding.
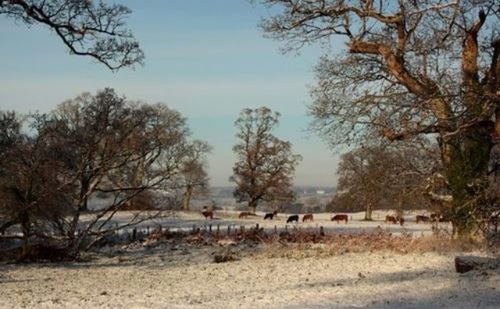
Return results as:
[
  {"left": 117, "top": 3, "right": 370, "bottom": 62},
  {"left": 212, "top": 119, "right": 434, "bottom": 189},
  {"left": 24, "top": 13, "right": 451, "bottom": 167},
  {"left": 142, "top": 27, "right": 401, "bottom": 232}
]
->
[
  {"left": 259, "top": 0, "right": 500, "bottom": 237},
  {"left": 332, "top": 140, "right": 438, "bottom": 219},
  {"left": 0, "top": 113, "right": 75, "bottom": 258},
  {"left": 0, "top": 90, "right": 202, "bottom": 259},
  {"left": 0, "top": 111, "right": 21, "bottom": 165},
  {"left": 0, "top": 0, "right": 144, "bottom": 70},
  {"left": 230, "top": 107, "right": 302, "bottom": 213},
  {"left": 46, "top": 91, "right": 193, "bottom": 252},
  {"left": 336, "top": 145, "right": 390, "bottom": 220},
  {"left": 106, "top": 102, "right": 192, "bottom": 210},
  {"left": 179, "top": 140, "right": 212, "bottom": 211}
]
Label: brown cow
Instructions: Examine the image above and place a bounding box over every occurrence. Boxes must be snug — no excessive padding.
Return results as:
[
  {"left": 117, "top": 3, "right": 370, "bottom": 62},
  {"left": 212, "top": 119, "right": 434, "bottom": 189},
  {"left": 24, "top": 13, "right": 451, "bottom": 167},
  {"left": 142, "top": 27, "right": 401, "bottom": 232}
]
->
[
  {"left": 398, "top": 216, "right": 405, "bottom": 226},
  {"left": 302, "top": 213, "right": 314, "bottom": 222},
  {"left": 331, "top": 214, "right": 348, "bottom": 224},
  {"left": 201, "top": 207, "right": 213, "bottom": 220},
  {"left": 430, "top": 213, "right": 439, "bottom": 222},
  {"left": 416, "top": 215, "right": 430, "bottom": 224},
  {"left": 385, "top": 215, "right": 397, "bottom": 224}
]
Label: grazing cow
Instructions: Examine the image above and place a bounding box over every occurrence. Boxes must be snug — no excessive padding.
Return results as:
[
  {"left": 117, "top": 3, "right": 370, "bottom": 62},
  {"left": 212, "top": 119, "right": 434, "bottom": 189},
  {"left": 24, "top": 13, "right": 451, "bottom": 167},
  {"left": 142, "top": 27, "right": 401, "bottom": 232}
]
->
[
  {"left": 287, "top": 214, "right": 299, "bottom": 223},
  {"left": 264, "top": 210, "right": 278, "bottom": 220},
  {"left": 201, "top": 207, "right": 213, "bottom": 220},
  {"left": 398, "top": 216, "right": 405, "bottom": 226},
  {"left": 331, "top": 214, "right": 348, "bottom": 224},
  {"left": 302, "top": 213, "right": 314, "bottom": 222},
  {"left": 385, "top": 215, "right": 397, "bottom": 224},
  {"left": 416, "top": 215, "right": 430, "bottom": 224},
  {"left": 430, "top": 213, "right": 439, "bottom": 222}
]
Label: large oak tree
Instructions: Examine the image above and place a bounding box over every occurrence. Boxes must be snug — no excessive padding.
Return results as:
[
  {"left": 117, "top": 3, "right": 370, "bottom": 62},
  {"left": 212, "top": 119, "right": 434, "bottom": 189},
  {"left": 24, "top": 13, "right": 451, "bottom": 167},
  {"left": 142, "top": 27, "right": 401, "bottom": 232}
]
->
[
  {"left": 231, "top": 107, "right": 301, "bottom": 213},
  {"left": 259, "top": 0, "right": 500, "bottom": 237}
]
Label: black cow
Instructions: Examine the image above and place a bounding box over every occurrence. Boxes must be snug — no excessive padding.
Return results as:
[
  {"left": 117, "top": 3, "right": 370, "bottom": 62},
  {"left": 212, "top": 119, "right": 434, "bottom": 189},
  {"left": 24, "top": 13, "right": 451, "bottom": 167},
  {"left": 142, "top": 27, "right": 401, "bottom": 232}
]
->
[
  {"left": 264, "top": 210, "right": 278, "bottom": 220},
  {"left": 286, "top": 214, "right": 299, "bottom": 223}
]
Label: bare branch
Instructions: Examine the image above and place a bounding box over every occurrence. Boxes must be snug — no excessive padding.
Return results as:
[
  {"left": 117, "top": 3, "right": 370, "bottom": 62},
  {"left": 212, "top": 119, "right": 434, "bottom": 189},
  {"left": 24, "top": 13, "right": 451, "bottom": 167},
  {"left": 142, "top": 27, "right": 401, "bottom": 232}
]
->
[{"left": 0, "top": 0, "right": 144, "bottom": 70}]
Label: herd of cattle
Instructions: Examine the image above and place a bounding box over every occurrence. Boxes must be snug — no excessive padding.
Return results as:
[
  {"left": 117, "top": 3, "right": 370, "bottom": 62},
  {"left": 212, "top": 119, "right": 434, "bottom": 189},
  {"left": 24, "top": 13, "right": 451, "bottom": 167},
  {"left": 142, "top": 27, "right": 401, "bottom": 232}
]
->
[{"left": 200, "top": 207, "right": 452, "bottom": 226}]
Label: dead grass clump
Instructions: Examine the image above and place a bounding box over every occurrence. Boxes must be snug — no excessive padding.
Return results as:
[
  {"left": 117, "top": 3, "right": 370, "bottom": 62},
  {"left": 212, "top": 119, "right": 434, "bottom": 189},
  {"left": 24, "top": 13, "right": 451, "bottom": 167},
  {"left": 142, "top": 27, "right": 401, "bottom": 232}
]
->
[
  {"left": 17, "top": 243, "right": 74, "bottom": 262},
  {"left": 214, "top": 250, "right": 240, "bottom": 263},
  {"left": 142, "top": 228, "right": 179, "bottom": 247},
  {"left": 141, "top": 226, "right": 484, "bottom": 260},
  {"left": 259, "top": 229, "right": 481, "bottom": 259}
]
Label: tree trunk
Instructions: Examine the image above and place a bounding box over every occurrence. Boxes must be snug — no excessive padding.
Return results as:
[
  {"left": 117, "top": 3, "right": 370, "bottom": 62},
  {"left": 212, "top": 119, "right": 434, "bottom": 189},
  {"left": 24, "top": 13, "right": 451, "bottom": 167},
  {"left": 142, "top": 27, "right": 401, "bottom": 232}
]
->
[
  {"left": 67, "top": 197, "right": 88, "bottom": 254},
  {"left": 80, "top": 177, "right": 90, "bottom": 212},
  {"left": 82, "top": 198, "right": 88, "bottom": 212},
  {"left": 364, "top": 202, "right": 373, "bottom": 220},
  {"left": 248, "top": 200, "right": 258, "bottom": 214},
  {"left": 182, "top": 186, "right": 193, "bottom": 211},
  {"left": 443, "top": 121, "right": 493, "bottom": 239},
  {"left": 67, "top": 177, "right": 91, "bottom": 249},
  {"left": 19, "top": 211, "right": 31, "bottom": 260}
]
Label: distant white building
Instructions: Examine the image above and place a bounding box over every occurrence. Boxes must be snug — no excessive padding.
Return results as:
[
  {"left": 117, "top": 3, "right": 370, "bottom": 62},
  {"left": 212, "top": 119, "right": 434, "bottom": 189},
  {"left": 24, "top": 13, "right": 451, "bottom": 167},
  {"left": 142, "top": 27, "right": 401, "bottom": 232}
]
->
[{"left": 316, "top": 190, "right": 325, "bottom": 195}]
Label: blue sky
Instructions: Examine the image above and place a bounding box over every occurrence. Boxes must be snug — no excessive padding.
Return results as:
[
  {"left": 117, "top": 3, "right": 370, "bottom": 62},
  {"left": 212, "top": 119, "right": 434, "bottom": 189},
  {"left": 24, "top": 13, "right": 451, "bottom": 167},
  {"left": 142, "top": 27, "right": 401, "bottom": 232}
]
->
[{"left": 0, "top": 0, "right": 343, "bottom": 186}]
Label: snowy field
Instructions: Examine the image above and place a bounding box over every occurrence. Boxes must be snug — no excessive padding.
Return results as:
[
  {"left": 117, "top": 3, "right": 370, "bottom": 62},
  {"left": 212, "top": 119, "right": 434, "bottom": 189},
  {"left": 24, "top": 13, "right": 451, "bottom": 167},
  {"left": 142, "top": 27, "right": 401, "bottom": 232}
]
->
[
  {"left": 1, "top": 250, "right": 499, "bottom": 308},
  {"left": 82, "top": 210, "right": 448, "bottom": 237},
  {"left": 2, "top": 210, "right": 499, "bottom": 309}
]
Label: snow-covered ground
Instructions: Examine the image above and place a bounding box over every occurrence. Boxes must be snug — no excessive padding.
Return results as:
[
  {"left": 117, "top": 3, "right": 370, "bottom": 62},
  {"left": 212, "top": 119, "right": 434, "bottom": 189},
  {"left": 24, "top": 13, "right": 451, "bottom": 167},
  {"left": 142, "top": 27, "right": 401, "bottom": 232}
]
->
[
  {"left": 1, "top": 250, "right": 499, "bottom": 308},
  {"left": 2, "top": 210, "right": 498, "bottom": 309},
  {"left": 83, "top": 210, "right": 447, "bottom": 236}
]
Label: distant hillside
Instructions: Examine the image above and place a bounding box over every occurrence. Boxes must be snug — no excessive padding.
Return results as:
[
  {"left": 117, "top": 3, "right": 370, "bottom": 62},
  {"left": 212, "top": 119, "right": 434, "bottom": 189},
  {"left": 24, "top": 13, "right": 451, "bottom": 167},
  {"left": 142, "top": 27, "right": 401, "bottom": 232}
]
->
[{"left": 210, "top": 186, "right": 335, "bottom": 198}]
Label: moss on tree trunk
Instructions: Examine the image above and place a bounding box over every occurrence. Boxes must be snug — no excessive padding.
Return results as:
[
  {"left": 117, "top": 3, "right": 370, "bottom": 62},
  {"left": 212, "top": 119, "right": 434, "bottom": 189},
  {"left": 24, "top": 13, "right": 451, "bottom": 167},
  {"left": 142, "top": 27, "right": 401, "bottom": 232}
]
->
[{"left": 444, "top": 121, "right": 493, "bottom": 239}]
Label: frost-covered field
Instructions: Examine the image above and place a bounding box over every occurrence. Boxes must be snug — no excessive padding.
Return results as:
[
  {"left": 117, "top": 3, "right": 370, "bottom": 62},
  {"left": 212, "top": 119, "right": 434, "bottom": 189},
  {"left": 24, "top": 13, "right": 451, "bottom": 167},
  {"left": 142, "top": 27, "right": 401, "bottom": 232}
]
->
[
  {"left": 2, "top": 210, "right": 499, "bottom": 309},
  {"left": 84, "top": 210, "right": 446, "bottom": 236},
  {"left": 2, "top": 250, "right": 499, "bottom": 308}
]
